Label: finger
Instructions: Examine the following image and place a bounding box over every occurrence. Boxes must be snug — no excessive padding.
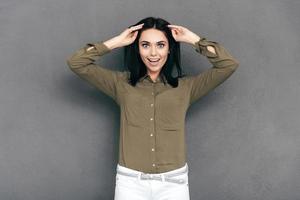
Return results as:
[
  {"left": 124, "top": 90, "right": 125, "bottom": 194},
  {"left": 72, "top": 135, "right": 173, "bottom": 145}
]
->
[
  {"left": 130, "top": 23, "right": 144, "bottom": 30},
  {"left": 171, "top": 29, "right": 178, "bottom": 36},
  {"left": 168, "top": 25, "right": 184, "bottom": 33},
  {"left": 167, "top": 24, "right": 180, "bottom": 28},
  {"left": 130, "top": 30, "right": 139, "bottom": 38},
  {"left": 172, "top": 27, "right": 183, "bottom": 35},
  {"left": 168, "top": 25, "right": 181, "bottom": 32},
  {"left": 128, "top": 26, "right": 143, "bottom": 33}
]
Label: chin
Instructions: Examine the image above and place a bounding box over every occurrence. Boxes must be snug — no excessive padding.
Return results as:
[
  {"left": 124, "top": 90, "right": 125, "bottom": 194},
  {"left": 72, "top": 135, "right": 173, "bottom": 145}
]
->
[{"left": 147, "top": 67, "right": 162, "bottom": 73}]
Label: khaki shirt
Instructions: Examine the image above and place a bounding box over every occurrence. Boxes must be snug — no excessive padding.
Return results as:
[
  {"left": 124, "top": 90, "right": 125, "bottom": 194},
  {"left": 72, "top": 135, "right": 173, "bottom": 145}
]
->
[{"left": 66, "top": 36, "right": 239, "bottom": 173}]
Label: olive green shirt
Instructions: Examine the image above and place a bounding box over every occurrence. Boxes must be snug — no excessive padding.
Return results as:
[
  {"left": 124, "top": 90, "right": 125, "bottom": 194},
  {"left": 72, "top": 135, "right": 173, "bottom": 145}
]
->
[{"left": 66, "top": 36, "right": 239, "bottom": 173}]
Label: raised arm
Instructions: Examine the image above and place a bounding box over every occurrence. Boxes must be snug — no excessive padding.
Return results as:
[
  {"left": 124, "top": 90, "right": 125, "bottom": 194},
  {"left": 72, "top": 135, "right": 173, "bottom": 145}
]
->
[
  {"left": 66, "top": 24, "right": 145, "bottom": 103},
  {"left": 66, "top": 41, "right": 121, "bottom": 102},
  {"left": 187, "top": 36, "right": 239, "bottom": 105}
]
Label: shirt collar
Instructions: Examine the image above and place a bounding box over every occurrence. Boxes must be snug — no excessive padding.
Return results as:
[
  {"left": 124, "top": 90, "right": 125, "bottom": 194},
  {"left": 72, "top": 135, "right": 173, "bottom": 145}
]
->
[{"left": 139, "top": 73, "right": 167, "bottom": 84}]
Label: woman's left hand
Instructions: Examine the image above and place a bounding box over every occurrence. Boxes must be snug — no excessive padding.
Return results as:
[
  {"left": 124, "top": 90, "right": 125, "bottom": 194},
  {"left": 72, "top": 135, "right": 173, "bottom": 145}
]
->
[{"left": 167, "top": 25, "right": 201, "bottom": 45}]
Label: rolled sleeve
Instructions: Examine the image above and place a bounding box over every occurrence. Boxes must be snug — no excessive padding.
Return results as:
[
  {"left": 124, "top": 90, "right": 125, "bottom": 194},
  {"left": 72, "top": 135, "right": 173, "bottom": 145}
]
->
[
  {"left": 187, "top": 37, "right": 239, "bottom": 105},
  {"left": 66, "top": 41, "right": 121, "bottom": 103}
]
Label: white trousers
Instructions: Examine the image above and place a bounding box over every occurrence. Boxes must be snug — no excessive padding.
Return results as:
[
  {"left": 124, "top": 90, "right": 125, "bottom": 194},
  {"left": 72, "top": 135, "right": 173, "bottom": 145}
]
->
[{"left": 114, "top": 163, "right": 190, "bottom": 200}]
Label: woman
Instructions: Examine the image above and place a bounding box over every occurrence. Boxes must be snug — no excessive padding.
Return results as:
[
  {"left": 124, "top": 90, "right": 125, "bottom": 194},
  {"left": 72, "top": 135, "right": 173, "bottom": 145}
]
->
[{"left": 67, "top": 16, "right": 239, "bottom": 200}]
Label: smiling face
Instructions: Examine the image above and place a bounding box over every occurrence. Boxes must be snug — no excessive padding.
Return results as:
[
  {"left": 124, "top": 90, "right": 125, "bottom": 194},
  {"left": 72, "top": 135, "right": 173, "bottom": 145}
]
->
[{"left": 138, "top": 28, "right": 169, "bottom": 78}]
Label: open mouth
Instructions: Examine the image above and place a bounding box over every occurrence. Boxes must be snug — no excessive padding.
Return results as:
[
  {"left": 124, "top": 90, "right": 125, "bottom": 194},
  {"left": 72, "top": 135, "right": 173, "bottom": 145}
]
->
[
  {"left": 148, "top": 58, "right": 160, "bottom": 62},
  {"left": 147, "top": 58, "right": 160, "bottom": 65}
]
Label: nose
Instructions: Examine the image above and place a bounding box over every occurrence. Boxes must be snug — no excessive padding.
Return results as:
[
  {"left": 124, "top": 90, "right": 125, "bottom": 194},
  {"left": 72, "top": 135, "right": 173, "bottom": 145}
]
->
[{"left": 150, "top": 46, "right": 157, "bottom": 56}]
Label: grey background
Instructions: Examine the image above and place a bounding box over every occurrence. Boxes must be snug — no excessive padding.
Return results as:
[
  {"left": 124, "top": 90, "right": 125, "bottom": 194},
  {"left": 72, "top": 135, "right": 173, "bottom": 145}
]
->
[{"left": 0, "top": 0, "right": 299, "bottom": 199}]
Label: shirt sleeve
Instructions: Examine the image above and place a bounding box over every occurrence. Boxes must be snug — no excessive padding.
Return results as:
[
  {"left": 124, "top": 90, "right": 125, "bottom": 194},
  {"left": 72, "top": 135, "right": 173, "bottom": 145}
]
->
[
  {"left": 66, "top": 41, "right": 121, "bottom": 102},
  {"left": 187, "top": 36, "right": 239, "bottom": 105}
]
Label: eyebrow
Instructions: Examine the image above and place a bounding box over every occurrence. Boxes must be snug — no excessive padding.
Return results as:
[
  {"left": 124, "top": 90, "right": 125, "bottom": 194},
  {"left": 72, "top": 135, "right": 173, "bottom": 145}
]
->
[{"left": 140, "top": 41, "right": 167, "bottom": 43}]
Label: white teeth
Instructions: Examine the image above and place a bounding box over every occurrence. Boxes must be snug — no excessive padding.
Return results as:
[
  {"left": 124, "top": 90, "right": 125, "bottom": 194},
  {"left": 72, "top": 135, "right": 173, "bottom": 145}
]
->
[{"left": 148, "top": 58, "right": 160, "bottom": 62}]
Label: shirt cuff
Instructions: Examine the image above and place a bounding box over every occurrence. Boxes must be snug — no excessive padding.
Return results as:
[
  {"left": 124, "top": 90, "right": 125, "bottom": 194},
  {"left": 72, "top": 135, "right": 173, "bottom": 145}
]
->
[
  {"left": 193, "top": 37, "right": 218, "bottom": 58},
  {"left": 86, "top": 41, "right": 112, "bottom": 56}
]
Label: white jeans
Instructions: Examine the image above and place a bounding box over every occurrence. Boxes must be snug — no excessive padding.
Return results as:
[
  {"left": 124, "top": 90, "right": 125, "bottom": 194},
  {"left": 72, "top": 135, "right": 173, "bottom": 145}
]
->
[{"left": 114, "top": 163, "right": 190, "bottom": 200}]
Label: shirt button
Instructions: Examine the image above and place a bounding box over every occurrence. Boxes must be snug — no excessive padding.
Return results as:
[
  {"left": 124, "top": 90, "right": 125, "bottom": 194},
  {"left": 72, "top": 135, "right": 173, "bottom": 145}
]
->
[
  {"left": 150, "top": 134, "right": 153, "bottom": 137},
  {"left": 151, "top": 148, "right": 155, "bottom": 151},
  {"left": 150, "top": 103, "right": 154, "bottom": 107},
  {"left": 152, "top": 163, "right": 156, "bottom": 167},
  {"left": 150, "top": 118, "right": 153, "bottom": 121}
]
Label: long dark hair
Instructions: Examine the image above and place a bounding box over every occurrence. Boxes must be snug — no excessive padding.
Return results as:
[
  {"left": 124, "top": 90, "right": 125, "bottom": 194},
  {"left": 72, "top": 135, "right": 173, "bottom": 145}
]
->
[{"left": 124, "top": 16, "right": 187, "bottom": 87}]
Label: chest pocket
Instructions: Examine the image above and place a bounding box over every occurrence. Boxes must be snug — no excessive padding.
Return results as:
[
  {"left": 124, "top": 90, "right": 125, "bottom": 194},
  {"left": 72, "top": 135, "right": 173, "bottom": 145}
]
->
[
  {"left": 156, "top": 91, "right": 187, "bottom": 130},
  {"left": 121, "top": 91, "right": 149, "bottom": 127}
]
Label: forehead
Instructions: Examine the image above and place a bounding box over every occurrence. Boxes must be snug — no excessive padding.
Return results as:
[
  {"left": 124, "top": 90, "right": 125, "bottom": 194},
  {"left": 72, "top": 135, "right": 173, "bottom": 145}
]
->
[{"left": 139, "top": 28, "right": 168, "bottom": 43}]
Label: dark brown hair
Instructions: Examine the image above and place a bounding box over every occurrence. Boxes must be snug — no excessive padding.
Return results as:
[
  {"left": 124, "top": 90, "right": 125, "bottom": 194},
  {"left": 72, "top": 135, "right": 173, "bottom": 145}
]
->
[{"left": 124, "top": 16, "right": 187, "bottom": 87}]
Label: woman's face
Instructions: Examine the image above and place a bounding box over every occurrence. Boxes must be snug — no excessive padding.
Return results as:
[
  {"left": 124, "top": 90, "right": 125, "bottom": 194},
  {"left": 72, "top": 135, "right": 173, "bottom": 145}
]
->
[{"left": 138, "top": 28, "right": 169, "bottom": 76}]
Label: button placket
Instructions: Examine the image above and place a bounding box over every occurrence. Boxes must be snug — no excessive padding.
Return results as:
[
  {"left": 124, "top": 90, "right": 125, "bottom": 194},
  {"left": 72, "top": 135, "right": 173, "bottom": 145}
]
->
[
  {"left": 150, "top": 101, "right": 154, "bottom": 137},
  {"left": 150, "top": 84, "right": 157, "bottom": 169}
]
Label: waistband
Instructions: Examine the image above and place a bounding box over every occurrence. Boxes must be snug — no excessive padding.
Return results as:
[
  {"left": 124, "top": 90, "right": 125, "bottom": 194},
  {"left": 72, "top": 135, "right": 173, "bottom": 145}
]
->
[{"left": 116, "top": 163, "right": 188, "bottom": 184}]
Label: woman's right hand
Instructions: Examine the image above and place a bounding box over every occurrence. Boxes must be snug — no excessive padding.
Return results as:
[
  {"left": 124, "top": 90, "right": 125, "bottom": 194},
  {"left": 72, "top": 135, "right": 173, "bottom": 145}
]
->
[{"left": 103, "top": 23, "right": 144, "bottom": 50}]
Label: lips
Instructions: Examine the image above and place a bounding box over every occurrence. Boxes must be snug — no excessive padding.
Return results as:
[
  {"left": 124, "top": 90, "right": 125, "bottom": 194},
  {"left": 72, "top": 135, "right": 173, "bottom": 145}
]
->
[
  {"left": 147, "top": 58, "right": 160, "bottom": 66},
  {"left": 148, "top": 58, "right": 160, "bottom": 62}
]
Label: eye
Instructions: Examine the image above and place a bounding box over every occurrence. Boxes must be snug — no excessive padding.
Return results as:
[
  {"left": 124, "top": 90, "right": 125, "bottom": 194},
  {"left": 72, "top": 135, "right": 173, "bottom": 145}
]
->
[
  {"left": 141, "top": 44, "right": 149, "bottom": 48},
  {"left": 158, "top": 44, "right": 165, "bottom": 48}
]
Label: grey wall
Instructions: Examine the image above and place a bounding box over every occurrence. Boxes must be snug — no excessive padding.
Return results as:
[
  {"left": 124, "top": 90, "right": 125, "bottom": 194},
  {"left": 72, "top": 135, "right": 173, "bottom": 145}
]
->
[{"left": 1, "top": 0, "right": 299, "bottom": 199}]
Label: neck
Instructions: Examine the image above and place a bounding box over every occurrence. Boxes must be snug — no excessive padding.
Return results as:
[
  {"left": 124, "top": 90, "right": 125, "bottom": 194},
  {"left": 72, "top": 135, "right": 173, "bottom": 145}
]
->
[{"left": 147, "top": 71, "right": 160, "bottom": 82}]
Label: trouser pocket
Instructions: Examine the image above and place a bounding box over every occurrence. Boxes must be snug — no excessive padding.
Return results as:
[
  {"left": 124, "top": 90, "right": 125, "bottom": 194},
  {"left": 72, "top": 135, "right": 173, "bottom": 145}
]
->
[{"left": 115, "top": 173, "right": 139, "bottom": 189}]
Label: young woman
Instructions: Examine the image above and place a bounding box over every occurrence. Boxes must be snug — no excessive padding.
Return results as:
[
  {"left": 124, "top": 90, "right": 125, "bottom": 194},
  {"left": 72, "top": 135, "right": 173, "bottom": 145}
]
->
[{"left": 67, "top": 16, "right": 239, "bottom": 200}]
